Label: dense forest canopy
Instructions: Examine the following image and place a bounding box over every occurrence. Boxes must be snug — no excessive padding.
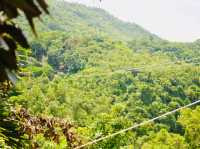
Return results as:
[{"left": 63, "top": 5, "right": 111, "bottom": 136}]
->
[{"left": 1, "top": 0, "right": 200, "bottom": 148}]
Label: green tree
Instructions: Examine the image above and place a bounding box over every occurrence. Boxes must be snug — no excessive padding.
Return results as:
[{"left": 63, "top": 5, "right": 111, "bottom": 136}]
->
[
  {"left": 178, "top": 107, "right": 200, "bottom": 148},
  {"left": 141, "top": 129, "right": 188, "bottom": 149}
]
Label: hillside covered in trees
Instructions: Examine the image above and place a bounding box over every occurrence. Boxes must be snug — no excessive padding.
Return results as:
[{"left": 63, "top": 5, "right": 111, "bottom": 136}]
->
[{"left": 1, "top": 0, "right": 200, "bottom": 148}]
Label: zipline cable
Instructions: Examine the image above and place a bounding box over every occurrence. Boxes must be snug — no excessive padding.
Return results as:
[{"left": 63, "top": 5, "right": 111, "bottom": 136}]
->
[{"left": 75, "top": 99, "right": 200, "bottom": 149}]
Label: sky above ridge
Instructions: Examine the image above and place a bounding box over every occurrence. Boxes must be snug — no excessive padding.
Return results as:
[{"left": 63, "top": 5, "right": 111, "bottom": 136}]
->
[{"left": 65, "top": 0, "right": 200, "bottom": 42}]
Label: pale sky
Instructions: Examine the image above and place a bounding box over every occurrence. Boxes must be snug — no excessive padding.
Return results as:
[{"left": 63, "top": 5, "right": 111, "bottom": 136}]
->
[{"left": 65, "top": 0, "right": 200, "bottom": 42}]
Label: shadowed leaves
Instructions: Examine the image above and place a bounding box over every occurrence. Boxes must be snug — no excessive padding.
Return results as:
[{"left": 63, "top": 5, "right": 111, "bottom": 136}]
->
[{"left": 0, "top": 0, "right": 49, "bottom": 84}]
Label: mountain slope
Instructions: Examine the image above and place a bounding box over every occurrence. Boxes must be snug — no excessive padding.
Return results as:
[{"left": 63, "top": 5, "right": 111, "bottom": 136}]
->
[
  {"left": 7, "top": 0, "right": 200, "bottom": 148},
  {"left": 52, "top": 1, "right": 158, "bottom": 40},
  {"left": 18, "top": 0, "right": 159, "bottom": 41}
]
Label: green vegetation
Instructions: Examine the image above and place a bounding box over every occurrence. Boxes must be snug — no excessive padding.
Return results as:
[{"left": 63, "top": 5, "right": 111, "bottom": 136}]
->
[{"left": 1, "top": 0, "right": 200, "bottom": 148}]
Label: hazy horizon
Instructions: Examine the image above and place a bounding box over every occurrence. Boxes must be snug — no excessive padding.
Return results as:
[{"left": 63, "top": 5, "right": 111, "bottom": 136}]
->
[{"left": 65, "top": 0, "right": 200, "bottom": 42}]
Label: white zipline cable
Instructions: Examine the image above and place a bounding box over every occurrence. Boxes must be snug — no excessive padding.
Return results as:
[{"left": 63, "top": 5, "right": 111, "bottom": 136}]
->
[{"left": 75, "top": 99, "right": 200, "bottom": 149}]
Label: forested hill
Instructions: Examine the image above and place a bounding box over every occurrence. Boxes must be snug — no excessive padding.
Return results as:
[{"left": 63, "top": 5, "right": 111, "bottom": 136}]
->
[
  {"left": 3, "top": 0, "right": 200, "bottom": 148},
  {"left": 18, "top": 0, "right": 159, "bottom": 41}
]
